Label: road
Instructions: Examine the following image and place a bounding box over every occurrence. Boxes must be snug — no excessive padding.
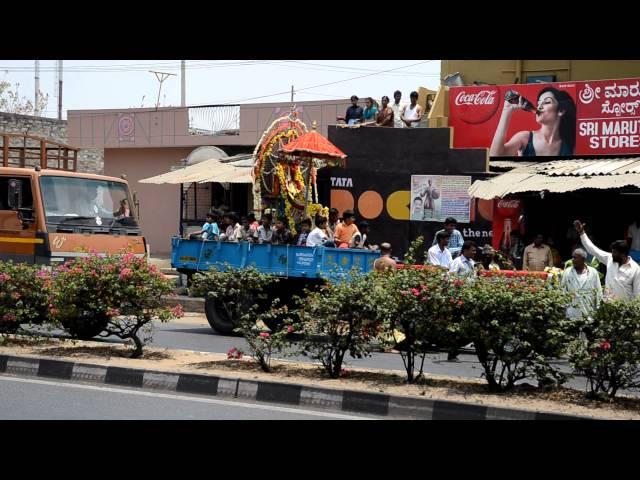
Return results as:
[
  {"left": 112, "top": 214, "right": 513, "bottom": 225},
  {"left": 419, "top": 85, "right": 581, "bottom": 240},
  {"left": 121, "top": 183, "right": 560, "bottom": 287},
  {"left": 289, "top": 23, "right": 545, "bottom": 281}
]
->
[{"left": 0, "top": 375, "right": 373, "bottom": 420}]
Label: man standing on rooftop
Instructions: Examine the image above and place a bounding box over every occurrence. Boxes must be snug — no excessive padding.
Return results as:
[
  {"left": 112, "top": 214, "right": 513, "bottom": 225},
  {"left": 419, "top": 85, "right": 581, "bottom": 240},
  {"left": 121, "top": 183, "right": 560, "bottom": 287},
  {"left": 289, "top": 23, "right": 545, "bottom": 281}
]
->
[{"left": 391, "top": 90, "right": 405, "bottom": 129}]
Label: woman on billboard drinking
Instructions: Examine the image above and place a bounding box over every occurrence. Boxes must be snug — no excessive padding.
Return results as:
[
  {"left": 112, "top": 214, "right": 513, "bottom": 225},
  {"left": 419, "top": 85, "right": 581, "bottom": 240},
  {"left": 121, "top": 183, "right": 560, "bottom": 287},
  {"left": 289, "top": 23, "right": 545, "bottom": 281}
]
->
[{"left": 489, "top": 87, "right": 576, "bottom": 156}]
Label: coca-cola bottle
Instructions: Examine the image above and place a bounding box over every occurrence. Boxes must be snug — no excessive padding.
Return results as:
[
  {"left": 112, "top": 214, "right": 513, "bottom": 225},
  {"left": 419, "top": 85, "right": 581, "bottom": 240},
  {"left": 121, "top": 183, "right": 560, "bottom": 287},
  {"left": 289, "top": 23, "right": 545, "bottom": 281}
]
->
[{"left": 504, "top": 90, "right": 538, "bottom": 113}]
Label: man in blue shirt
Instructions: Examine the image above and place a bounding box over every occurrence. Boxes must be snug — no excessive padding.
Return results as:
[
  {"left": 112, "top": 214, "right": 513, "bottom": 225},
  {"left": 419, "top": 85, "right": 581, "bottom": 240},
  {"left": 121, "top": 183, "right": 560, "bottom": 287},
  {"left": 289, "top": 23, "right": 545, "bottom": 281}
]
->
[
  {"left": 189, "top": 213, "right": 219, "bottom": 240},
  {"left": 342, "top": 95, "right": 363, "bottom": 125},
  {"left": 432, "top": 217, "right": 464, "bottom": 258}
]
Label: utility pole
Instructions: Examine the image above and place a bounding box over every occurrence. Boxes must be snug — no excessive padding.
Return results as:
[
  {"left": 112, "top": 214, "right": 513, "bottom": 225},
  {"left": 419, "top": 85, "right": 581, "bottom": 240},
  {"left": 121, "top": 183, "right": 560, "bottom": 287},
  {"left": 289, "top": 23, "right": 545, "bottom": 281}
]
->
[
  {"left": 291, "top": 85, "right": 294, "bottom": 103},
  {"left": 149, "top": 71, "right": 176, "bottom": 110},
  {"left": 34, "top": 60, "right": 40, "bottom": 116},
  {"left": 57, "top": 60, "right": 63, "bottom": 120},
  {"left": 181, "top": 60, "right": 186, "bottom": 106}
]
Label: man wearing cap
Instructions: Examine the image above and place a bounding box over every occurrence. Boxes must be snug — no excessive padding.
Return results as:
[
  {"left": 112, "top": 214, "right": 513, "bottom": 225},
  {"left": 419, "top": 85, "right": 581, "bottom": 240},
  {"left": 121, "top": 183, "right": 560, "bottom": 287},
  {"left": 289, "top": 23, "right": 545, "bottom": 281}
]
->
[{"left": 560, "top": 248, "right": 602, "bottom": 321}]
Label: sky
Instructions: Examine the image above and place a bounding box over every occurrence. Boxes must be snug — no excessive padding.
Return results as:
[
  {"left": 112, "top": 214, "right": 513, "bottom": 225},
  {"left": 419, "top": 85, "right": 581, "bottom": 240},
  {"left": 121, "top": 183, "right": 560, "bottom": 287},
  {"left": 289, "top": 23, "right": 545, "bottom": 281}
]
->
[{"left": 0, "top": 60, "right": 441, "bottom": 119}]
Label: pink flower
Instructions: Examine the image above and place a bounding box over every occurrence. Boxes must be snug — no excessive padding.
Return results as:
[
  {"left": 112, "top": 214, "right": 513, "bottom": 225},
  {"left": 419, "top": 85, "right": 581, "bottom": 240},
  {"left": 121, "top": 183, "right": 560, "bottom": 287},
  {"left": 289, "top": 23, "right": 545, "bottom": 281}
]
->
[
  {"left": 11, "top": 292, "right": 21, "bottom": 300},
  {"left": 457, "top": 300, "right": 464, "bottom": 306},
  {"left": 259, "top": 332, "right": 270, "bottom": 338},
  {"left": 0, "top": 273, "right": 11, "bottom": 282},
  {"left": 227, "top": 347, "right": 243, "bottom": 360},
  {"left": 119, "top": 268, "right": 133, "bottom": 280},
  {"left": 400, "top": 290, "right": 409, "bottom": 296},
  {"left": 411, "top": 288, "right": 420, "bottom": 297},
  {"left": 287, "top": 325, "right": 295, "bottom": 333},
  {"left": 171, "top": 304, "right": 184, "bottom": 318},
  {"left": 600, "top": 341, "right": 611, "bottom": 351},
  {"left": 36, "top": 270, "right": 49, "bottom": 279},
  {"left": 106, "top": 308, "right": 121, "bottom": 317},
  {"left": 2, "top": 312, "right": 17, "bottom": 322},
  {"left": 454, "top": 279, "right": 464, "bottom": 287}
]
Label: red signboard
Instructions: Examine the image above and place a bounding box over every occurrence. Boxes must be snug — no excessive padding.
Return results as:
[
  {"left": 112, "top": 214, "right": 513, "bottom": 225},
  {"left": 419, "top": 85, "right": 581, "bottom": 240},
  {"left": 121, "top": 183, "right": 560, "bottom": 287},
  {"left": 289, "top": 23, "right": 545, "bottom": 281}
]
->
[{"left": 449, "top": 78, "right": 640, "bottom": 157}]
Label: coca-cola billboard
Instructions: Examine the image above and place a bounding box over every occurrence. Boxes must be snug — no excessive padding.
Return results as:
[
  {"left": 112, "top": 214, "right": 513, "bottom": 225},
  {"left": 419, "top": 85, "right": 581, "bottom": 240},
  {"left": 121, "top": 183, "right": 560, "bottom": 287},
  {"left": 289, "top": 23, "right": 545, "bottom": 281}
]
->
[{"left": 449, "top": 77, "right": 640, "bottom": 157}]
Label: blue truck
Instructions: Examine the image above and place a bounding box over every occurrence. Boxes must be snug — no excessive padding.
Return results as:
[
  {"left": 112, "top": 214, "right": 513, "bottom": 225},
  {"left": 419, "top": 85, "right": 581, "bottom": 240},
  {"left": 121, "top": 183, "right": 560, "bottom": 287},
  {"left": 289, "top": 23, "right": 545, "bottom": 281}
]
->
[{"left": 171, "top": 237, "right": 380, "bottom": 334}]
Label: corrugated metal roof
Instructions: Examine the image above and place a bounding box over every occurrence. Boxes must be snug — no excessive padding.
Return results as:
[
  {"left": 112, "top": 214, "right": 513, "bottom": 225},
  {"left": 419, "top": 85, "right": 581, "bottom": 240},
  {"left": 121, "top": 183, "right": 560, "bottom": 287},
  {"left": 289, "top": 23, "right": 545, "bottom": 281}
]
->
[
  {"left": 469, "top": 158, "right": 640, "bottom": 199},
  {"left": 139, "top": 157, "right": 251, "bottom": 184}
]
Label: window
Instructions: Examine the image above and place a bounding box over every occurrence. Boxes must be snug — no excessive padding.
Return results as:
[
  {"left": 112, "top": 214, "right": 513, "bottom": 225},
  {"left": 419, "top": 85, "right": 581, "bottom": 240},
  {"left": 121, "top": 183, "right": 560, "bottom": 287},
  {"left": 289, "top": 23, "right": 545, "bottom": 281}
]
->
[{"left": 0, "top": 176, "right": 33, "bottom": 211}]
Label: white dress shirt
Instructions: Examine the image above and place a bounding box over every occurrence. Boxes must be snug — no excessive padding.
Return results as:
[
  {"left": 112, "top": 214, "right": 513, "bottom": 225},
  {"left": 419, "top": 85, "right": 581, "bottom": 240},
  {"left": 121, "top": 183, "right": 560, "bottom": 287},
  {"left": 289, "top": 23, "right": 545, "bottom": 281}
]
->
[
  {"left": 427, "top": 244, "right": 452, "bottom": 268},
  {"left": 580, "top": 232, "right": 640, "bottom": 300}
]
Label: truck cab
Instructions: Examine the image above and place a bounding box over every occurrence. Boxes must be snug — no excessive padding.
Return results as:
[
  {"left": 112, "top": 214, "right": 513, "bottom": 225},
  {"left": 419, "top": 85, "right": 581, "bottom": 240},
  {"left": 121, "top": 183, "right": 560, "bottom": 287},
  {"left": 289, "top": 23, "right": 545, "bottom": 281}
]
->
[{"left": 0, "top": 134, "right": 145, "bottom": 265}]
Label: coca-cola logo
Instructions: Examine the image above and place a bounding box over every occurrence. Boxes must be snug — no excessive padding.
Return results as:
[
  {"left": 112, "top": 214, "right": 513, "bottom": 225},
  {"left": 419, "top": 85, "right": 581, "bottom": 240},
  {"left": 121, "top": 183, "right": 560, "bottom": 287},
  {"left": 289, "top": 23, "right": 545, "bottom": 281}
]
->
[
  {"left": 451, "top": 87, "right": 500, "bottom": 125},
  {"left": 497, "top": 199, "right": 520, "bottom": 209},
  {"left": 455, "top": 90, "right": 497, "bottom": 106}
]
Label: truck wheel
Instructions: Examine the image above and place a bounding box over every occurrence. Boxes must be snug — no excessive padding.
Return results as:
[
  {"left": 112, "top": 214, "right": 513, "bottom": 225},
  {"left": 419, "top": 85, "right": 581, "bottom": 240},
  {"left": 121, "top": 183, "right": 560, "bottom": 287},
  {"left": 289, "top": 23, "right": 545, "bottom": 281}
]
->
[
  {"left": 61, "top": 314, "right": 109, "bottom": 340},
  {"left": 205, "top": 298, "right": 240, "bottom": 336}
]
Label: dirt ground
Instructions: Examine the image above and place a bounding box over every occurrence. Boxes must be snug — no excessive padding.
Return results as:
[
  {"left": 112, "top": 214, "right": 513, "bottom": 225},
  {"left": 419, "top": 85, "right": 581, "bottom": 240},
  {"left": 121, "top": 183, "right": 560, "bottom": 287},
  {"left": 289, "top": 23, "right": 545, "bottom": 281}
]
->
[{"left": 1, "top": 335, "right": 639, "bottom": 420}]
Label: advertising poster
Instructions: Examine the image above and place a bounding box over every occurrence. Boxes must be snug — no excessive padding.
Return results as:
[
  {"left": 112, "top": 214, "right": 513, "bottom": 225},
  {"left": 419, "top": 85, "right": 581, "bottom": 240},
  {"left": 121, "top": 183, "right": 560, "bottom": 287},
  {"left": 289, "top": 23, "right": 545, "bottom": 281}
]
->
[
  {"left": 410, "top": 175, "right": 471, "bottom": 222},
  {"left": 448, "top": 78, "right": 640, "bottom": 156}
]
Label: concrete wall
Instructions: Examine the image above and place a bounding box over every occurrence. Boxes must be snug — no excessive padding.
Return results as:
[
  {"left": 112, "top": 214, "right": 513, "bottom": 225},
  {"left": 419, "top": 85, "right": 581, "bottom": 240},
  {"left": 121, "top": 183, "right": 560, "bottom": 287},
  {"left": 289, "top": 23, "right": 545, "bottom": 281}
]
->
[
  {"left": 103, "top": 147, "right": 192, "bottom": 255},
  {"left": 0, "top": 111, "right": 104, "bottom": 173},
  {"left": 67, "top": 99, "right": 353, "bottom": 150}
]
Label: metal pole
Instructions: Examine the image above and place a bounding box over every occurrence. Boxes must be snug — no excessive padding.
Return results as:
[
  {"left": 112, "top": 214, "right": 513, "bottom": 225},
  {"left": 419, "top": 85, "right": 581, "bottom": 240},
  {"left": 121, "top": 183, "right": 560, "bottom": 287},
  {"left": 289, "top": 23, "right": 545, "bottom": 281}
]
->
[
  {"left": 34, "top": 60, "right": 40, "bottom": 115},
  {"left": 57, "top": 60, "right": 63, "bottom": 120},
  {"left": 179, "top": 183, "right": 184, "bottom": 237},
  {"left": 181, "top": 61, "right": 186, "bottom": 107},
  {"left": 291, "top": 85, "right": 294, "bottom": 103}
]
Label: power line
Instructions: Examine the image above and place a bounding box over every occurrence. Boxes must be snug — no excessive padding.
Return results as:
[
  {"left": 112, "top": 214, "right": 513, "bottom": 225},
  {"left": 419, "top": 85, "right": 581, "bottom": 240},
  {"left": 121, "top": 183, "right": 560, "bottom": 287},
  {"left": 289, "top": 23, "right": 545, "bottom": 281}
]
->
[
  {"left": 0, "top": 60, "right": 288, "bottom": 73},
  {"left": 214, "top": 60, "right": 434, "bottom": 105}
]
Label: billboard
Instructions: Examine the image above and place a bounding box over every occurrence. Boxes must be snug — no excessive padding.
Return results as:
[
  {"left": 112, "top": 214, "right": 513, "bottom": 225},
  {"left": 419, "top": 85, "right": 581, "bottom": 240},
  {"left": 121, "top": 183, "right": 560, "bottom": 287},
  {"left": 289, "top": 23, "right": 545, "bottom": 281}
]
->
[
  {"left": 449, "top": 78, "right": 640, "bottom": 156},
  {"left": 410, "top": 175, "right": 471, "bottom": 223}
]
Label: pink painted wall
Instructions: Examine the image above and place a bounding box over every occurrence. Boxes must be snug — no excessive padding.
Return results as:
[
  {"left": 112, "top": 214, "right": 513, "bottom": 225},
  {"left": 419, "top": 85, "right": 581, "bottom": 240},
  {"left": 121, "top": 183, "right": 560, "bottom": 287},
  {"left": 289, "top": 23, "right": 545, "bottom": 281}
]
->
[{"left": 103, "top": 147, "right": 191, "bottom": 255}]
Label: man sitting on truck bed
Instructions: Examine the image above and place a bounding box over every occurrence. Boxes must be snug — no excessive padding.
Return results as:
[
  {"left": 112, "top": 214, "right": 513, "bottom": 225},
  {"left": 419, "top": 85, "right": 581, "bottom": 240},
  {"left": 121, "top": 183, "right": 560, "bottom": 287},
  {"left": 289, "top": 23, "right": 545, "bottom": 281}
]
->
[
  {"left": 189, "top": 213, "right": 218, "bottom": 240},
  {"left": 334, "top": 210, "right": 360, "bottom": 248},
  {"left": 272, "top": 216, "right": 294, "bottom": 245}
]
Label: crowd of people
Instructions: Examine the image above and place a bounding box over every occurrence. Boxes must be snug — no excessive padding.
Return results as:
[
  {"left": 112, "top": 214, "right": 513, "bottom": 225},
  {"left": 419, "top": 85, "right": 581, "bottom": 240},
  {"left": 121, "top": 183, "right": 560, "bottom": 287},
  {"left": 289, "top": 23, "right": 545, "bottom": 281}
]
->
[
  {"left": 188, "top": 208, "right": 378, "bottom": 251},
  {"left": 337, "top": 91, "right": 424, "bottom": 128}
]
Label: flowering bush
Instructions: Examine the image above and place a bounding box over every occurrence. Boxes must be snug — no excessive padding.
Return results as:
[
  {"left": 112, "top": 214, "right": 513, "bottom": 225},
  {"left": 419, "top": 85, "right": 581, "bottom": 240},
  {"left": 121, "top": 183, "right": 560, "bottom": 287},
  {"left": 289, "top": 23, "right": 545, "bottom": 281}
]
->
[
  {"left": 568, "top": 298, "right": 640, "bottom": 399},
  {"left": 233, "top": 298, "right": 291, "bottom": 372},
  {"left": 459, "top": 275, "right": 574, "bottom": 392},
  {"left": 295, "top": 272, "right": 390, "bottom": 378},
  {"left": 0, "top": 261, "right": 50, "bottom": 333},
  {"left": 50, "top": 253, "right": 181, "bottom": 357},
  {"left": 190, "top": 266, "right": 279, "bottom": 333},
  {"left": 381, "top": 265, "right": 469, "bottom": 383}
]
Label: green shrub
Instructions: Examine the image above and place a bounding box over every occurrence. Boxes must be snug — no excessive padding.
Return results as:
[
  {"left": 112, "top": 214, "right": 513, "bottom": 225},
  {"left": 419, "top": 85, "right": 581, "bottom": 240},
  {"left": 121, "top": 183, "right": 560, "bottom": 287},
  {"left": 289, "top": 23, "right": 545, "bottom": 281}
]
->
[
  {"left": 460, "top": 275, "right": 574, "bottom": 392},
  {"left": 0, "top": 261, "right": 50, "bottom": 334},
  {"left": 568, "top": 298, "right": 640, "bottom": 399}
]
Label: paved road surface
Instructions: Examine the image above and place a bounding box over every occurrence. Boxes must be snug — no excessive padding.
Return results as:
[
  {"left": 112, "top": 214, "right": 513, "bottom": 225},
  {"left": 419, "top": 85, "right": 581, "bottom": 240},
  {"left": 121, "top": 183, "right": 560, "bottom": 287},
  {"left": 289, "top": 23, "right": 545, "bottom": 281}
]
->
[{"left": 0, "top": 375, "right": 373, "bottom": 420}]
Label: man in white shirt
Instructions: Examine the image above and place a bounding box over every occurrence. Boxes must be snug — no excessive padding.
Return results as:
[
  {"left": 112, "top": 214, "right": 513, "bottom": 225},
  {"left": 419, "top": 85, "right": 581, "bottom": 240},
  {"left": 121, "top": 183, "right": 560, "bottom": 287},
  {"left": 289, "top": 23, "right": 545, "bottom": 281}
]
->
[
  {"left": 449, "top": 241, "right": 477, "bottom": 276},
  {"left": 307, "top": 217, "right": 329, "bottom": 248},
  {"left": 427, "top": 231, "right": 452, "bottom": 268},
  {"left": 256, "top": 213, "right": 275, "bottom": 244},
  {"left": 628, "top": 219, "right": 640, "bottom": 262},
  {"left": 391, "top": 90, "right": 405, "bottom": 129},
  {"left": 575, "top": 220, "right": 640, "bottom": 300}
]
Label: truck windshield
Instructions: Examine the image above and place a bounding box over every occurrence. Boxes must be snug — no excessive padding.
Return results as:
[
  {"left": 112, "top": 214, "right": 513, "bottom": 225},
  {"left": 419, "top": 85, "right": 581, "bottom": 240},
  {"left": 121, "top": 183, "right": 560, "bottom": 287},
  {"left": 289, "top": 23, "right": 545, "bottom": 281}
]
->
[{"left": 39, "top": 176, "right": 138, "bottom": 228}]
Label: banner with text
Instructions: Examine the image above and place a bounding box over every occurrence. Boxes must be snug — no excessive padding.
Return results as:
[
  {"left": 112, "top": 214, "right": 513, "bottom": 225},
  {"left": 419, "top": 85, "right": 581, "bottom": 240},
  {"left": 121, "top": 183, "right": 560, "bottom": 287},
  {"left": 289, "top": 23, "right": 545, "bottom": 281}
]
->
[
  {"left": 410, "top": 175, "right": 471, "bottom": 223},
  {"left": 449, "top": 78, "right": 640, "bottom": 156}
]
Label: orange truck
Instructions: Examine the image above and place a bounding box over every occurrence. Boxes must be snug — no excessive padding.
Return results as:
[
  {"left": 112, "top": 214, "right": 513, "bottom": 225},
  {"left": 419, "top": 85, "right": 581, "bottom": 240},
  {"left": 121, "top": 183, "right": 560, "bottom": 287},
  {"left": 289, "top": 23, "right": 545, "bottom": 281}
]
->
[{"left": 0, "top": 134, "right": 145, "bottom": 264}]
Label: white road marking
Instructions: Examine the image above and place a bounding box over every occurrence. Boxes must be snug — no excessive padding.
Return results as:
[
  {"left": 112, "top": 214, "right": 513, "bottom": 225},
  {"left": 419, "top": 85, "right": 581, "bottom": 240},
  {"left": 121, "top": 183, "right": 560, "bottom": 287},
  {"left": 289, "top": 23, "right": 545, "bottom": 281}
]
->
[{"left": 0, "top": 375, "right": 373, "bottom": 420}]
